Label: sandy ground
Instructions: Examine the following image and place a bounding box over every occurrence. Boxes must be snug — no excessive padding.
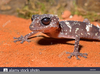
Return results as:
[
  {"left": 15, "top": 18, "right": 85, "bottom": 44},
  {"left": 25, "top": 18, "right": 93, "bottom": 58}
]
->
[{"left": 0, "top": 11, "right": 100, "bottom": 67}]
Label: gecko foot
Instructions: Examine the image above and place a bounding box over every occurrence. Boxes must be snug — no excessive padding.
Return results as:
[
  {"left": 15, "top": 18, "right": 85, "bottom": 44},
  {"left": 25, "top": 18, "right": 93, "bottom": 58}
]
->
[
  {"left": 13, "top": 35, "right": 31, "bottom": 44},
  {"left": 66, "top": 52, "right": 88, "bottom": 60}
]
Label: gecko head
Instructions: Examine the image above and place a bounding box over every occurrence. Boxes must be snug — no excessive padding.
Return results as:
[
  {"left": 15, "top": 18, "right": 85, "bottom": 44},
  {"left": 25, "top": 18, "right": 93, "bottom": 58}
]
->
[{"left": 29, "top": 14, "right": 60, "bottom": 33}]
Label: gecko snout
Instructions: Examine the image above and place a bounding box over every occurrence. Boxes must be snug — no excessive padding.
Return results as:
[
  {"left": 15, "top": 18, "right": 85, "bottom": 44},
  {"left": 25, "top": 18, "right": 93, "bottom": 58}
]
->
[{"left": 29, "top": 23, "right": 34, "bottom": 31}]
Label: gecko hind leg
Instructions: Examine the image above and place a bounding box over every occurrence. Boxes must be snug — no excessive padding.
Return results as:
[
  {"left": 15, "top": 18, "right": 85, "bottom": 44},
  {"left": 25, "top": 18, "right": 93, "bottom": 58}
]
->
[{"left": 66, "top": 35, "right": 88, "bottom": 60}]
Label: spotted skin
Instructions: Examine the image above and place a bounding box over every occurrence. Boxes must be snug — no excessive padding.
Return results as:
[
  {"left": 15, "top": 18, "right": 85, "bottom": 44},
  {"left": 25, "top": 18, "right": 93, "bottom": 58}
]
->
[
  {"left": 59, "top": 21, "right": 100, "bottom": 40},
  {"left": 14, "top": 14, "right": 100, "bottom": 60}
]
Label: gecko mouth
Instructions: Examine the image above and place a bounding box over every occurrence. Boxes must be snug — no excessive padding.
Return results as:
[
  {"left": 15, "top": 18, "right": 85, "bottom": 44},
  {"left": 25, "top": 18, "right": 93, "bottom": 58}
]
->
[
  {"left": 31, "top": 29, "right": 45, "bottom": 32},
  {"left": 32, "top": 29, "right": 42, "bottom": 31}
]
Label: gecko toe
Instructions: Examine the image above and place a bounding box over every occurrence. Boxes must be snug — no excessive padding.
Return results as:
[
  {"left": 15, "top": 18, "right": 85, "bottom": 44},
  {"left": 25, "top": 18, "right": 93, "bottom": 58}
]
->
[
  {"left": 81, "top": 56, "right": 87, "bottom": 58},
  {"left": 13, "top": 40, "right": 17, "bottom": 43},
  {"left": 75, "top": 55, "right": 80, "bottom": 60},
  {"left": 20, "top": 40, "right": 25, "bottom": 44},
  {"left": 67, "top": 54, "right": 72, "bottom": 59},
  {"left": 83, "top": 53, "right": 88, "bottom": 56},
  {"left": 13, "top": 37, "right": 19, "bottom": 39},
  {"left": 66, "top": 52, "right": 71, "bottom": 54},
  {"left": 13, "top": 39, "right": 20, "bottom": 43},
  {"left": 26, "top": 39, "right": 31, "bottom": 42},
  {"left": 79, "top": 53, "right": 87, "bottom": 58}
]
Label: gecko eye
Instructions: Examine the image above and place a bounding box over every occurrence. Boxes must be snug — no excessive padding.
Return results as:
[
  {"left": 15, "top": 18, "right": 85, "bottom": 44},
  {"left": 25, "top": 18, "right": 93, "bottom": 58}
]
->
[{"left": 41, "top": 17, "right": 51, "bottom": 25}]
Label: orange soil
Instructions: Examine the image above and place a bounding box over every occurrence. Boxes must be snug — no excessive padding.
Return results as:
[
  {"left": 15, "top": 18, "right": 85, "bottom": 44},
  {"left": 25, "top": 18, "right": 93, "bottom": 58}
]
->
[{"left": 0, "top": 11, "right": 100, "bottom": 67}]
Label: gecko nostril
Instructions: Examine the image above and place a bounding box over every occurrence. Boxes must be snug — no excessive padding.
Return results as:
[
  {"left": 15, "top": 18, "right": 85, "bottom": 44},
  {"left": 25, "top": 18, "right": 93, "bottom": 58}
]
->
[
  {"left": 29, "top": 24, "right": 34, "bottom": 30},
  {"left": 41, "top": 17, "right": 51, "bottom": 26},
  {"left": 31, "top": 25, "right": 34, "bottom": 27}
]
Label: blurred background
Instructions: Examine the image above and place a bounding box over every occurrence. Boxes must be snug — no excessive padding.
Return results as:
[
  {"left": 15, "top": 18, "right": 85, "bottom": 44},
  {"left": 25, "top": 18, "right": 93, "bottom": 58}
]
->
[{"left": 0, "top": 0, "right": 100, "bottom": 22}]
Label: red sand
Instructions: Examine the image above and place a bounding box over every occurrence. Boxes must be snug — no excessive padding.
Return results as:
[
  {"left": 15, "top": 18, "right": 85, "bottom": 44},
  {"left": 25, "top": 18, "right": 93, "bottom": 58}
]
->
[{"left": 0, "top": 11, "right": 100, "bottom": 67}]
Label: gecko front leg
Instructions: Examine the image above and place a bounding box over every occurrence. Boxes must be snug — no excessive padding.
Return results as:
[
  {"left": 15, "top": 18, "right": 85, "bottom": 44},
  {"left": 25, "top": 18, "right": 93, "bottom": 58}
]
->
[
  {"left": 66, "top": 35, "right": 88, "bottom": 60},
  {"left": 14, "top": 31, "right": 37, "bottom": 44}
]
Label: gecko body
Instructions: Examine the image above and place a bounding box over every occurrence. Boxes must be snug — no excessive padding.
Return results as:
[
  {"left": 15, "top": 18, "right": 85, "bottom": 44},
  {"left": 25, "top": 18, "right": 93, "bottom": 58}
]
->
[{"left": 14, "top": 14, "right": 100, "bottom": 60}]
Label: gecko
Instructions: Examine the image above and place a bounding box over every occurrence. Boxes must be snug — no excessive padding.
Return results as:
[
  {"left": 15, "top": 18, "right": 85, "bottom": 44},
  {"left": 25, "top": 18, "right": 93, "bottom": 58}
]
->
[{"left": 14, "top": 14, "right": 100, "bottom": 60}]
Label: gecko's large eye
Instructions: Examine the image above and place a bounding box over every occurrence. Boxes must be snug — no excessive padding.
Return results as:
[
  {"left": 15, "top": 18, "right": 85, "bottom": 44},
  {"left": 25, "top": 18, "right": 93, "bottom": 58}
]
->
[{"left": 41, "top": 17, "right": 51, "bottom": 25}]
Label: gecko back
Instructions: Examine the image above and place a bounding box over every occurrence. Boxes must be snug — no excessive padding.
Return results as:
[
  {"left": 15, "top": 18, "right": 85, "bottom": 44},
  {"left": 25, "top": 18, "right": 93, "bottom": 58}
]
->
[{"left": 58, "top": 20, "right": 100, "bottom": 40}]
